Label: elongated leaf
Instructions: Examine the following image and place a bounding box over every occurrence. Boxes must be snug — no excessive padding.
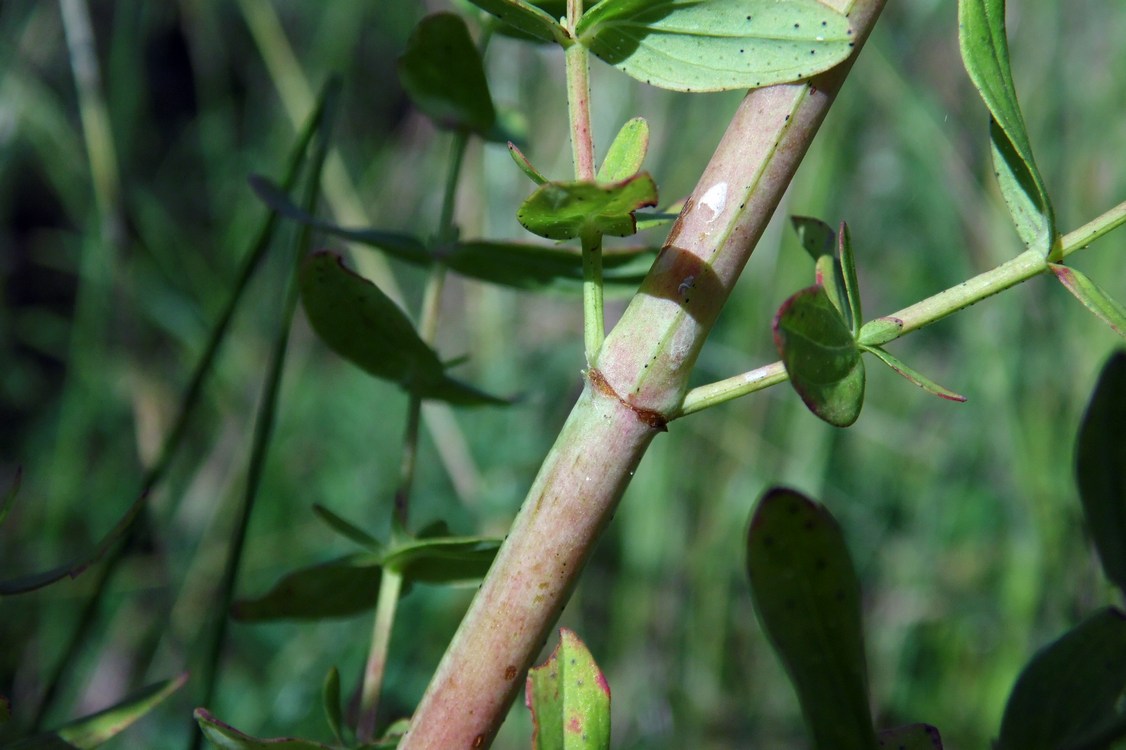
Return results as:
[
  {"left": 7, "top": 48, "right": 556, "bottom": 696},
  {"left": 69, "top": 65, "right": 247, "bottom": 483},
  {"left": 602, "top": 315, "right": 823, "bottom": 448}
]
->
[
  {"left": 312, "top": 503, "right": 381, "bottom": 552},
  {"left": 746, "top": 488, "right": 876, "bottom": 750},
  {"left": 1075, "top": 350, "right": 1126, "bottom": 595},
  {"left": 959, "top": 0, "right": 1055, "bottom": 254},
  {"left": 838, "top": 222, "right": 861, "bottom": 334},
  {"left": 249, "top": 176, "right": 430, "bottom": 266},
  {"left": 0, "top": 490, "right": 147, "bottom": 595},
  {"left": 195, "top": 710, "right": 335, "bottom": 750},
  {"left": 996, "top": 608, "right": 1126, "bottom": 750},
  {"left": 231, "top": 553, "right": 382, "bottom": 621},
  {"left": 399, "top": 13, "right": 495, "bottom": 135},
  {"left": 466, "top": 0, "right": 568, "bottom": 44},
  {"left": 576, "top": 0, "right": 853, "bottom": 92},
  {"left": 790, "top": 217, "right": 849, "bottom": 323},
  {"left": 517, "top": 174, "right": 658, "bottom": 240},
  {"left": 382, "top": 535, "right": 501, "bottom": 586},
  {"left": 299, "top": 252, "right": 506, "bottom": 405},
  {"left": 442, "top": 241, "right": 656, "bottom": 294},
  {"left": 596, "top": 117, "right": 649, "bottom": 183},
  {"left": 877, "top": 724, "right": 944, "bottom": 749},
  {"left": 526, "top": 628, "right": 611, "bottom": 750},
  {"left": 1051, "top": 264, "right": 1126, "bottom": 339},
  {"left": 773, "top": 285, "right": 865, "bottom": 427},
  {"left": 863, "top": 345, "right": 967, "bottom": 402},
  {"left": 5, "top": 675, "right": 188, "bottom": 750},
  {"left": 857, "top": 316, "right": 903, "bottom": 347},
  {"left": 322, "top": 668, "right": 344, "bottom": 746},
  {"left": 508, "top": 142, "right": 548, "bottom": 184}
]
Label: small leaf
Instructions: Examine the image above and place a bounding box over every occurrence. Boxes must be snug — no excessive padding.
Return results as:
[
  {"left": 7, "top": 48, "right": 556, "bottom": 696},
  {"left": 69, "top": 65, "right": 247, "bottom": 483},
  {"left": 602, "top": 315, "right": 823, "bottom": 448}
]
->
[
  {"left": 195, "top": 709, "right": 336, "bottom": 749},
  {"left": 862, "top": 345, "right": 967, "bottom": 403},
  {"left": 508, "top": 142, "right": 548, "bottom": 184},
  {"left": 250, "top": 176, "right": 430, "bottom": 266},
  {"left": 790, "top": 217, "right": 849, "bottom": 323},
  {"left": 773, "top": 285, "right": 865, "bottom": 427},
  {"left": 837, "top": 222, "right": 862, "bottom": 335},
  {"left": 1051, "top": 264, "right": 1126, "bottom": 339},
  {"left": 441, "top": 241, "right": 656, "bottom": 294},
  {"left": 322, "top": 668, "right": 344, "bottom": 746},
  {"left": 231, "top": 554, "right": 382, "bottom": 621},
  {"left": 312, "top": 503, "right": 382, "bottom": 552},
  {"left": 746, "top": 488, "right": 876, "bottom": 750},
  {"left": 995, "top": 608, "right": 1126, "bottom": 750},
  {"left": 526, "top": 628, "right": 611, "bottom": 750},
  {"left": 959, "top": 0, "right": 1055, "bottom": 253},
  {"left": 398, "top": 13, "right": 496, "bottom": 135},
  {"left": 0, "top": 490, "right": 147, "bottom": 595},
  {"left": 299, "top": 252, "right": 506, "bottom": 406},
  {"left": 382, "top": 534, "right": 501, "bottom": 587},
  {"left": 517, "top": 174, "right": 658, "bottom": 240},
  {"left": 466, "top": 0, "right": 569, "bottom": 45},
  {"left": 877, "top": 724, "right": 944, "bottom": 749},
  {"left": 596, "top": 117, "right": 649, "bottom": 183},
  {"left": 576, "top": 0, "right": 854, "bottom": 93},
  {"left": 1075, "top": 350, "right": 1126, "bottom": 595},
  {"left": 857, "top": 316, "right": 903, "bottom": 347}
]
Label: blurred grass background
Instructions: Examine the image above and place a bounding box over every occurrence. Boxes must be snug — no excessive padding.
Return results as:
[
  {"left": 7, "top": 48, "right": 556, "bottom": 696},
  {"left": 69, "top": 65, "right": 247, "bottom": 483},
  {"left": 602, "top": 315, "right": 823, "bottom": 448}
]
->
[{"left": 1, "top": 1, "right": 1124, "bottom": 748}]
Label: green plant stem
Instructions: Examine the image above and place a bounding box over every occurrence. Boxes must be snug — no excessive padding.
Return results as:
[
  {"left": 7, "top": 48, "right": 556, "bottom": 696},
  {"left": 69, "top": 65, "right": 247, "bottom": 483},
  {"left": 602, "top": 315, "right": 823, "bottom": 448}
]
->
[
  {"left": 581, "top": 228, "right": 606, "bottom": 363},
  {"left": 678, "top": 362, "right": 788, "bottom": 417},
  {"left": 357, "top": 567, "right": 403, "bottom": 743},
  {"left": 399, "top": 1, "right": 887, "bottom": 746}
]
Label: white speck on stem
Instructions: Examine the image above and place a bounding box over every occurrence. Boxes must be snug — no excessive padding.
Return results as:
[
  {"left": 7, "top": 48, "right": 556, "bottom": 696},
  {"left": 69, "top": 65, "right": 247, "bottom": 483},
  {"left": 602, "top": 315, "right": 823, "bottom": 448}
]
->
[{"left": 700, "top": 182, "right": 727, "bottom": 223}]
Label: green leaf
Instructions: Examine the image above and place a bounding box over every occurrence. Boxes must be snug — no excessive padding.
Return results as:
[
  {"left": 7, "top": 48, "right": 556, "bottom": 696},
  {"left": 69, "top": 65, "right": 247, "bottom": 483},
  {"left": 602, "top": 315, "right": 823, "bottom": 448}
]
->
[
  {"left": 299, "top": 251, "right": 507, "bottom": 406},
  {"left": 398, "top": 13, "right": 496, "bottom": 135},
  {"left": 508, "top": 142, "right": 548, "bottom": 184},
  {"left": 1051, "top": 264, "right": 1126, "bottom": 339},
  {"left": 526, "top": 628, "right": 611, "bottom": 750},
  {"left": 231, "top": 553, "right": 382, "bottom": 621},
  {"left": 312, "top": 503, "right": 382, "bottom": 552},
  {"left": 4, "top": 675, "right": 188, "bottom": 750},
  {"left": 857, "top": 316, "right": 903, "bottom": 347},
  {"left": 382, "top": 534, "right": 501, "bottom": 586},
  {"left": 0, "top": 466, "right": 19, "bottom": 527},
  {"left": 995, "top": 608, "right": 1126, "bottom": 750},
  {"left": 576, "top": 0, "right": 854, "bottom": 93},
  {"left": 441, "top": 241, "right": 656, "bottom": 294},
  {"left": 322, "top": 668, "right": 344, "bottom": 746},
  {"left": 773, "top": 285, "right": 865, "bottom": 427},
  {"left": 465, "top": 0, "right": 569, "bottom": 45},
  {"left": 837, "top": 222, "right": 862, "bottom": 335},
  {"left": 517, "top": 174, "right": 658, "bottom": 240},
  {"left": 959, "top": 0, "right": 1055, "bottom": 254},
  {"left": 877, "top": 724, "right": 944, "bottom": 749},
  {"left": 195, "top": 709, "right": 336, "bottom": 750},
  {"left": 790, "top": 216, "right": 849, "bottom": 324},
  {"left": 1075, "top": 350, "right": 1126, "bottom": 596},
  {"left": 249, "top": 176, "right": 430, "bottom": 266},
  {"left": 0, "top": 490, "right": 147, "bottom": 595},
  {"left": 862, "top": 345, "right": 967, "bottom": 403},
  {"left": 746, "top": 488, "right": 876, "bottom": 750},
  {"left": 596, "top": 117, "right": 649, "bottom": 183}
]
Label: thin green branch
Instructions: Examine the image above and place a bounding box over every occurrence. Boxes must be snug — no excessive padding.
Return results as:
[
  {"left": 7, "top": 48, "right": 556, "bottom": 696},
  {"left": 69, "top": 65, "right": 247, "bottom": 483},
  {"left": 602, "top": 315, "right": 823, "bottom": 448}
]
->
[
  {"left": 357, "top": 568, "right": 404, "bottom": 743},
  {"left": 582, "top": 229, "right": 606, "bottom": 364},
  {"left": 678, "top": 362, "right": 788, "bottom": 417}
]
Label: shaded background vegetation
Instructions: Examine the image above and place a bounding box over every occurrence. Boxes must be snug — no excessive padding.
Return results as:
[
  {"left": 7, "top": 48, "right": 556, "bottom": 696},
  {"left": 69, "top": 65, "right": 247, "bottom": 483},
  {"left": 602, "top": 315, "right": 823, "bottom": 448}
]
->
[{"left": 1, "top": 1, "right": 1124, "bottom": 748}]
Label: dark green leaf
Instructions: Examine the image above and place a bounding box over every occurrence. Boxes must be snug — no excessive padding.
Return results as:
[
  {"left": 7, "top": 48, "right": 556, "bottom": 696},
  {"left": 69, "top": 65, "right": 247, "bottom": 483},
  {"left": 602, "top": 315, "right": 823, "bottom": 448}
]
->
[
  {"left": 312, "top": 503, "right": 382, "bottom": 552},
  {"left": 517, "top": 174, "right": 658, "bottom": 240},
  {"left": 508, "top": 142, "right": 548, "bottom": 184},
  {"left": 1076, "top": 350, "right": 1126, "bottom": 595},
  {"left": 527, "top": 628, "right": 611, "bottom": 750},
  {"left": 195, "top": 709, "right": 336, "bottom": 749},
  {"left": 996, "top": 608, "right": 1126, "bottom": 750},
  {"left": 442, "top": 241, "right": 656, "bottom": 294},
  {"left": 231, "top": 553, "right": 382, "bottom": 621},
  {"left": 773, "top": 285, "right": 865, "bottom": 427},
  {"left": 790, "top": 216, "right": 849, "bottom": 323},
  {"left": 5, "top": 675, "right": 188, "bottom": 750},
  {"left": 959, "top": 0, "right": 1055, "bottom": 254},
  {"left": 877, "top": 724, "right": 944, "bottom": 749},
  {"left": 0, "top": 490, "right": 147, "bottom": 595},
  {"left": 596, "top": 117, "right": 649, "bottom": 183},
  {"left": 837, "top": 222, "right": 861, "bottom": 335},
  {"left": 576, "top": 0, "right": 853, "bottom": 92},
  {"left": 746, "top": 488, "right": 875, "bottom": 750},
  {"left": 862, "top": 345, "right": 967, "bottom": 403},
  {"left": 322, "top": 668, "right": 344, "bottom": 746},
  {"left": 398, "top": 13, "right": 495, "bottom": 135},
  {"left": 1051, "top": 264, "right": 1126, "bottom": 339},
  {"left": 465, "top": 0, "right": 569, "bottom": 45},
  {"left": 299, "top": 252, "right": 506, "bottom": 406},
  {"left": 382, "top": 535, "right": 501, "bottom": 586},
  {"left": 249, "top": 176, "right": 430, "bottom": 266}
]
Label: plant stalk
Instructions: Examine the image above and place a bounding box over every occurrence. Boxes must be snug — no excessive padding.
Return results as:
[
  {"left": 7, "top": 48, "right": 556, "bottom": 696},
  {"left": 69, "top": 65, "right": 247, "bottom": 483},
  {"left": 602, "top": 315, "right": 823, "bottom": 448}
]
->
[
  {"left": 398, "top": 1, "right": 887, "bottom": 746},
  {"left": 357, "top": 567, "right": 404, "bottom": 743}
]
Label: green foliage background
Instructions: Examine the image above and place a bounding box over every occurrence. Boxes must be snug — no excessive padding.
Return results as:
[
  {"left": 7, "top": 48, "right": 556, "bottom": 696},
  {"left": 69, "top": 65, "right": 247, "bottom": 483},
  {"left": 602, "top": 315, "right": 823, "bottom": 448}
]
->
[{"left": 1, "top": 2, "right": 1123, "bottom": 748}]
